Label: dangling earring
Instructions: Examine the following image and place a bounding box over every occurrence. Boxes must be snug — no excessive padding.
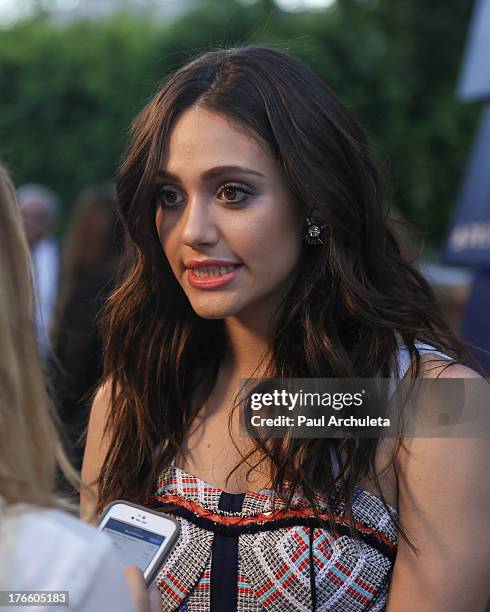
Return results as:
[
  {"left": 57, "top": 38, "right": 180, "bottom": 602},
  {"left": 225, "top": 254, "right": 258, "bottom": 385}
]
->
[{"left": 302, "top": 213, "right": 326, "bottom": 246}]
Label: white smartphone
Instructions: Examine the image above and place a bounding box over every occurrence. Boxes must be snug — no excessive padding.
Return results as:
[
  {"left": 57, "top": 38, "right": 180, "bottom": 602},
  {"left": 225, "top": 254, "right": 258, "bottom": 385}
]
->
[{"left": 97, "top": 500, "right": 180, "bottom": 585}]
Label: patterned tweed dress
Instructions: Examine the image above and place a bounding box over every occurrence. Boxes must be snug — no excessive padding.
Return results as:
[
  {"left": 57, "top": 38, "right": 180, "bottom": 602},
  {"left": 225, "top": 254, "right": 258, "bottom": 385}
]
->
[{"left": 145, "top": 344, "right": 451, "bottom": 612}]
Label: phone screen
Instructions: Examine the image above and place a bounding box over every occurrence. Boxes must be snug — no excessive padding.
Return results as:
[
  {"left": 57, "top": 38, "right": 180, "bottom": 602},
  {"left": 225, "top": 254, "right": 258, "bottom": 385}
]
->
[{"left": 101, "top": 517, "right": 167, "bottom": 572}]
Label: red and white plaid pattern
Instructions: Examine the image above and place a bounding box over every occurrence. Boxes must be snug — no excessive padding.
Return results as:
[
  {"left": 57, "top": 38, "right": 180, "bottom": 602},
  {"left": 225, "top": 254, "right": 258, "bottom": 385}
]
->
[{"left": 148, "top": 463, "right": 397, "bottom": 611}]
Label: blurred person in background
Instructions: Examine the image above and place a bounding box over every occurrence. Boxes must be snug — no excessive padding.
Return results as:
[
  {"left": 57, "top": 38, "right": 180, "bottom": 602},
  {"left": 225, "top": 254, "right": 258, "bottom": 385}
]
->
[
  {"left": 17, "top": 183, "right": 60, "bottom": 361},
  {"left": 50, "top": 185, "right": 124, "bottom": 473},
  {"left": 0, "top": 162, "right": 159, "bottom": 612}
]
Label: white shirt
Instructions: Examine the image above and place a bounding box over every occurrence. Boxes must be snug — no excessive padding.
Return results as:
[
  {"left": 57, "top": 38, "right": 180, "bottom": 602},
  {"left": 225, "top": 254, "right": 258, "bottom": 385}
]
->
[
  {"left": 0, "top": 497, "right": 135, "bottom": 612},
  {"left": 30, "top": 236, "right": 59, "bottom": 359}
]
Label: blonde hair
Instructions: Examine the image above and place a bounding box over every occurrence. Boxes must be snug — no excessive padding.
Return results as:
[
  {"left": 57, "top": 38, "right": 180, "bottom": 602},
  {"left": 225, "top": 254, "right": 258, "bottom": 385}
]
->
[{"left": 0, "top": 162, "right": 91, "bottom": 514}]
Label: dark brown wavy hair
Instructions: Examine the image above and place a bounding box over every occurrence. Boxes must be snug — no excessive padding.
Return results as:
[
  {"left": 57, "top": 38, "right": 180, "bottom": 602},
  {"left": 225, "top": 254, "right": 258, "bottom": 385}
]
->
[{"left": 95, "top": 45, "right": 466, "bottom": 539}]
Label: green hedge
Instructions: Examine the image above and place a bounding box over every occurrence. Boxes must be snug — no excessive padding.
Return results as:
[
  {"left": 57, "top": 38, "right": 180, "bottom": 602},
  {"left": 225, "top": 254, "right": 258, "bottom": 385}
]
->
[{"left": 0, "top": 0, "right": 481, "bottom": 243}]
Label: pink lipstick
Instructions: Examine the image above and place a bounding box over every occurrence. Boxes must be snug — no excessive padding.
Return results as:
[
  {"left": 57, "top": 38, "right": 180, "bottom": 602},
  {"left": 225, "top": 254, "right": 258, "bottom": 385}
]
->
[{"left": 185, "top": 259, "right": 242, "bottom": 289}]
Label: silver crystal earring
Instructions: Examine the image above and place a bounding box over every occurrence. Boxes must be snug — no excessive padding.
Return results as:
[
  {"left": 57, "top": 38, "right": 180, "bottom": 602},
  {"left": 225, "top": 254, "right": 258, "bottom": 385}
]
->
[{"left": 302, "top": 214, "right": 326, "bottom": 246}]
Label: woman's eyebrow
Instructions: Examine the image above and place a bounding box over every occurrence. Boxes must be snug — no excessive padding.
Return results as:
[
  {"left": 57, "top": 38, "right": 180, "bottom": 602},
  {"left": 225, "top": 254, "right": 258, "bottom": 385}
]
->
[
  {"left": 202, "top": 165, "right": 265, "bottom": 180},
  {"left": 156, "top": 165, "right": 265, "bottom": 182}
]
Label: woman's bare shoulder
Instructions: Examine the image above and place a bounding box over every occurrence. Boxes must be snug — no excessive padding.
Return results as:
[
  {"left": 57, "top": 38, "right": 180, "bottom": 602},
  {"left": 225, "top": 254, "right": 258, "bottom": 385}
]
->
[
  {"left": 417, "top": 353, "right": 482, "bottom": 380},
  {"left": 388, "top": 353, "right": 490, "bottom": 610},
  {"left": 398, "top": 342, "right": 482, "bottom": 380}
]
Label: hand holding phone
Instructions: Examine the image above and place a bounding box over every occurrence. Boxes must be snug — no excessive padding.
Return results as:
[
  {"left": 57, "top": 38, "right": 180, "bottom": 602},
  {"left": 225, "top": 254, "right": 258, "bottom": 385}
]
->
[
  {"left": 98, "top": 500, "right": 180, "bottom": 586},
  {"left": 123, "top": 566, "right": 162, "bottom": 612}
]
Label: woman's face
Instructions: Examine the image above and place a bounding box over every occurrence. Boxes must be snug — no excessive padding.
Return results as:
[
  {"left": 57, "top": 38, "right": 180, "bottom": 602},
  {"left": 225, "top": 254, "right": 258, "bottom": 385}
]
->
[{"left": 155, "top": 106, "right": 303, "bottom": 324}]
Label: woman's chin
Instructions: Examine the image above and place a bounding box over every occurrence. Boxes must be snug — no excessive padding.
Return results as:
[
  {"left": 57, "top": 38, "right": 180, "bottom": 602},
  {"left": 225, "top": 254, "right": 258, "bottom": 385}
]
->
[{"left": 190, "top": 302, "right": 240, "bottom": 320}]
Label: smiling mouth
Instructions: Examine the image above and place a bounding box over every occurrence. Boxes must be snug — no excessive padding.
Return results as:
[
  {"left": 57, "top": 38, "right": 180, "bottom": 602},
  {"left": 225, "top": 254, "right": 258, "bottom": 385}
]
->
[
  {"left": 186, "top": 264, "right": 242, "bottom": 289},
  {"left": 191, "top": 265, "right": 237, "bottom": 278}
]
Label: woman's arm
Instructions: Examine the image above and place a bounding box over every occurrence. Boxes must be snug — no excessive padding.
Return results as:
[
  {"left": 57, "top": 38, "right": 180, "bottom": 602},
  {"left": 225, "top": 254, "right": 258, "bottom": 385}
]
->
[
  {"left": 386, "top": 362, "right": 490, "bottom": 611},
  {"left": 80, "top": 381, "right": 112, "bottom": 523}
]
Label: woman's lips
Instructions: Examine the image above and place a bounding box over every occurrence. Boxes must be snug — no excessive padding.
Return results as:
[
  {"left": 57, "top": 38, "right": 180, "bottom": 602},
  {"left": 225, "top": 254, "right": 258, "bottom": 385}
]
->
[{"left": 186, "top": 264, "right": 242, "bottom": 289}]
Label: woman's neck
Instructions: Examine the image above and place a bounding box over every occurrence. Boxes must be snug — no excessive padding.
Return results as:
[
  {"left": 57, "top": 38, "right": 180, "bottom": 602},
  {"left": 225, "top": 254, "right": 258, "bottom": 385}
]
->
[{"left": 223, "top": 316, "right": 272, "bottom": 379}]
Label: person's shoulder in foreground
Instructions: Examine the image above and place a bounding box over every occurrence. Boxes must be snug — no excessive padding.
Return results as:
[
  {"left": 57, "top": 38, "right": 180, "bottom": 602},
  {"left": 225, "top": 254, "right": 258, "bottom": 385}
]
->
[{"left": 0, "top": 498, "right": 134, "bottom": 612}]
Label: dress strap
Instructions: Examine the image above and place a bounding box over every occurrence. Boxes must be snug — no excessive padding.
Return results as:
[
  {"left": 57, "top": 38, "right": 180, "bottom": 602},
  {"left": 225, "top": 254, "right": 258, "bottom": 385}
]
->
[
  {"left": 394, "top": 341, "right": 453, "bottom": 380},
  {"left": 388, "top": 341, "right": 453, "bottom": 399}
]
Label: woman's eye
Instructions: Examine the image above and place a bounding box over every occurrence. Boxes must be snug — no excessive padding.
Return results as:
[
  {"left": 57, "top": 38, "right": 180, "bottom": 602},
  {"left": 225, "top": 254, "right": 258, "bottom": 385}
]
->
[
  {"left": 217, "top": 183, "right": 253, "bottom": 204},
  {"left": 156, "top": 187, "right": 184, "bottom": 208}
]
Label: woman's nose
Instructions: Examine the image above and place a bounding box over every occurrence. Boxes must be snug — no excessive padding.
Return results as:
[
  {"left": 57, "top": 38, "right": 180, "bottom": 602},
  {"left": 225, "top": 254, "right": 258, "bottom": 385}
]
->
[{"left": 181, "top": 197, "right": 219, "bottom": 249}]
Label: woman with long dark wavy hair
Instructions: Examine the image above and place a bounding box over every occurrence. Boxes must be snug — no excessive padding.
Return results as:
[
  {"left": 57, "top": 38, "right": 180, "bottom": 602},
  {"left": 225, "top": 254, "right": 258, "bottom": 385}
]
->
[{"left": 81, "top": 46, "right": 489, "bottom": 611}]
